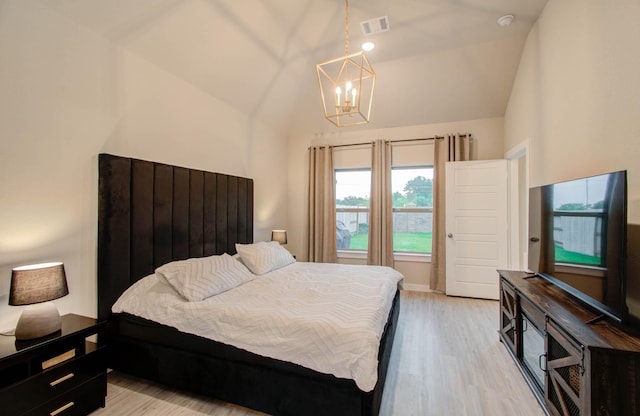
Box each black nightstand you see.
[0,314,107,416]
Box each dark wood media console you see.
[498,270,640,416]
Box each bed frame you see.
[97,153,400,416]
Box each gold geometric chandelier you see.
[316,0,376,127]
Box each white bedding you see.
[112,261,403,391]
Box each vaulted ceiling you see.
[38,0,548,136]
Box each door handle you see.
[538,354,547,372]
[447,233,453,238]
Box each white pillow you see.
[235,241,295,275]
[155,253,255,301]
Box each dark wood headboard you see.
[97,153,254,320]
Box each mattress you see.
[112,261,403,391]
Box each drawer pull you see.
[50,401,74,416]
[50,373,74,387]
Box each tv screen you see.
[528,171,628,323]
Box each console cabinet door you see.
[499,278,517,354]
[519,297,547,393]
[546,322,586,416]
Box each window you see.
[335,166,433,254]
[392,167,433,254]
[552,176,607,266]
[335,169,370,250]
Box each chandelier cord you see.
[344,0,349,56]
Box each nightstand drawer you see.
[1,347,107,415]
[24,373,107,416]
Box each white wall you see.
[287,117,505,289]
[505,0,640,194]
[0,0,288,330]
[504,0,640,317]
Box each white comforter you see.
[112,261,403,391]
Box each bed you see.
[97,153,401,416]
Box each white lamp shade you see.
[271,230,287,244]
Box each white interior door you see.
[445,160,508,300]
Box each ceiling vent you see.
[361,16,390,35]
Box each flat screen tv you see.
[528,170,628,323]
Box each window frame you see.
[334,165,434,260]
[391,165,434,256]
[335,168,371,253]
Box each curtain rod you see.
[322,133,469,150]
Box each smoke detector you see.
[361,16,390,35]
[497,14,514,27]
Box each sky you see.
[553,173,608,209]
[335,167,433,200]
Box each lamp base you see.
[14,302,62,340]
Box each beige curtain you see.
[368,140,394,266]
[430,134,472,291]
[306,145,337,263]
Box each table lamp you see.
[9,262,69,340]
[271,230,287,245]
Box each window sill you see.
[337,250,367,260]
[337,250,431,263]
[394,252,431,263]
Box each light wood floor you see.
[92,291,546,415]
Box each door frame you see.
[505,140,529,271]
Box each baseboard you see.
[402,284,432,293]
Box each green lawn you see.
[349,232,432,253]
[347,235,599,263]
[554,245,601,265]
